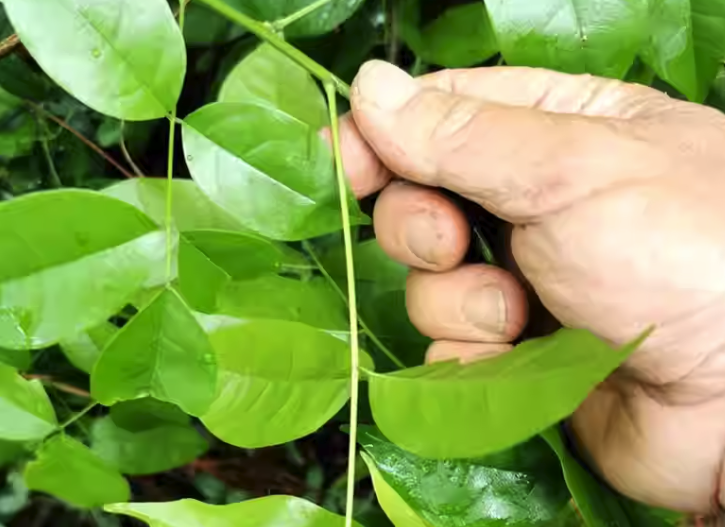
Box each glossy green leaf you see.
[219,44,328,130]
[3,0,186,120]
[0,190,166,350]
[201,319,353,448]
[360,426,570,527]
[92,288,217,416]
[485,0,648,78]
[639,0,698,100]
[24,435,130,509]
[106,495,359,527]
[60,321,118,374]
[235,0,366,38]
[0,365,56,441]
[178,229,306,312]
[182,102,368,241]
[109,398,188,432]
[216,275,346,330]
[103,179,243,232]
[369,329,645,459]
[91,417,208,476]
[400,1,499,67]
[0,348,30,371]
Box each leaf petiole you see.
[324,81,359,527]
[194,0,350,98]
[57,401,98,432]
[270,0,335,32]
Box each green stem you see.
[165,2,187,281]
[37,118,62,188]
[324,82,360,527]
[57,402,97,431]
[303,240,406,369]
[271,0,334,31]
[194,0,350,99]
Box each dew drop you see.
[91,48,102,58]
[186,154,193,162]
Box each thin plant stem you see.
[165,1,187,281]
[26,101,135,179]
[271,0,334,31]
[120,121,146,177]
[302,240,406,369]
[36,117,62,188]
[57,401,98,431]
[195,0,350,99]
[324,82,360,527]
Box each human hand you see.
[338,60,725,514]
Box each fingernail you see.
[405,213,440,265]
[355,60,419,111]
[463,285,507,335]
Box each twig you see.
[26,101,135,179]
[120,121,146,177]
[24,374,91,398]
[0,34,20,60]
[35,116,62,188]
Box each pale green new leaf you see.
[400,1,499,68]
[0,365,56,441]
[91,417,208,476]
[485,0,648,78]
[360,427,570,527]
[219,44,328,130]
[201,320,353,448]
[92,288,217,417]
[60,322,118,374]
[369,329,646,459]
[103,179,243,233]
[24,435,129,509]
[216,276,347,331]
[233,0,366,38]
[3,0,186,120]
[182,102,368,241]
[106,495,359,527]
[0,190,166,350]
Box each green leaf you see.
[182,102,368,241]
[60,322,118,374]
[400,1,499,68]
[23,435,130,509]
[322,239,408,293]
[219,44,328,130]
[485,0,648,78]
[235,0,366,38]
[216,275,347,331]
[106,495,359,527]
[0,190,166,350]
[201,319,353,448]
[3,0,186,120]
[0,364,56,441]
[103,179,243,232]
[369,329,646,459]
[109,398,188,432]
[360,426,570,527]
[639,0,699,100]
[0,347,30,371]
[0,441,25,468]
[92,288,218,416]
[91,417,208,476]
[0,110,37,159]
[178,229,306,312]
[692,0,725,98]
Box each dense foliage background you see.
[0,0,723,525]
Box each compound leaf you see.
[3,0,186,120]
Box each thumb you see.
[350,61,663,222]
